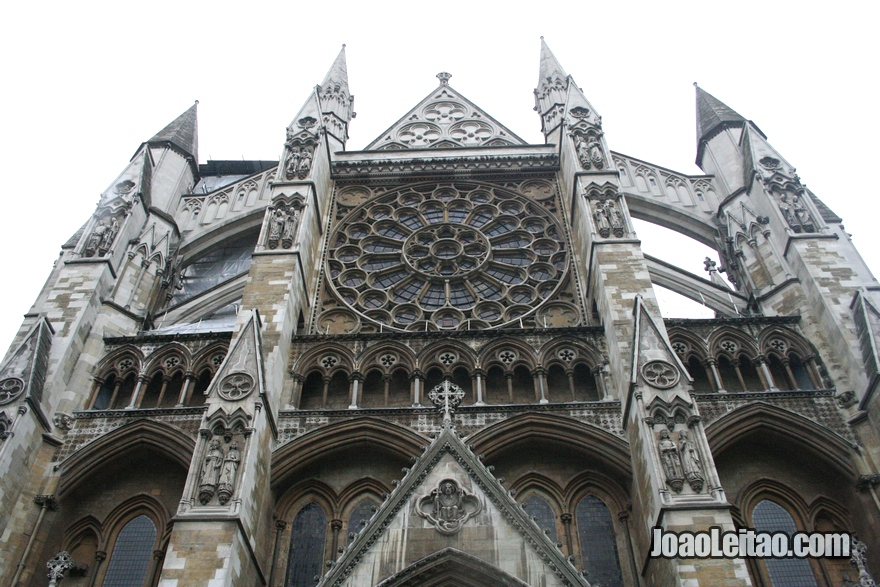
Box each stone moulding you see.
[331,153,560,178]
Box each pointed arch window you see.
[576,495,623,587]
[347,499,377,544]
[285,502,327,587]
[522,495,557,542]
[102,514,157,587]
[752,499,817,586]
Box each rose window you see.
[327,182,570,331]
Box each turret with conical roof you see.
[146,100,199,166]
[318,45,354,145]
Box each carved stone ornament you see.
[657,429,685,493]
[0,411,11,440]
[758,156,781,170]
[266,205,301,250]
[46,551,74,585]
[218,373,255,401]
[53,412,75,431]
[641,361,680,389]
[850,535,877,587]
[416,478,482,535]
[572,132,605,170]
[284,145,314,180]
[592,198,625,238]
[83,214,120,258]
[198,438,224,504]
[0,377,24,405]
[216,440,241,505]
[678,430,704,492]
[778,193,816,233]
[297,116,317,128]
[569,106,591,119]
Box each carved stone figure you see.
[791,195,815,232]
[267,209,286,249]
[416,478,482,535]
[297,147,312,179]
[588,137,605,169]
[604,200,624,236]
[658,429,684,493]
[217,441,241,505]
[282,209,299,248]
[593,201,611,237]
[284,149,301,180]
[678,430,704,492]
[779,194,803,232]
[198,439,224,504]
[575,135,591,169]
[84,220,108,257]
[100,217,119,253]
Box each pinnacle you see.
[322,44,349,95]
[537,37,567,89]
[147,102,199,162]
[695,85,745,146]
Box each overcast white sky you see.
[0,1,877,355]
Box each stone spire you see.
[318,44,354,143]
[694,85,744,156]
[147,101,199,164]
[537,36,567,92]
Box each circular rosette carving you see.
[0,377,24,404]
[218,373,255,401]
[325,181,569,331]
[397,123,442,147]
[416,478,482,535]
[423,101,467,123]
[641,360,680,389]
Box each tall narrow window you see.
[576,495,623,587]
[522,495,557,542]
[102,515,157,587]
[285,502,327,587]
[752,500,817,586]
[347,500,376,544]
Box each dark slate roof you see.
[696,86,745,145]
[148,102,199,162]
[198,160,277,176]
[808,193,842,223]
[62,221,88,249]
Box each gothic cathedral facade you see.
[1,41,878,587]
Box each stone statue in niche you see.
[678,430,704,492]
[575,135,592,169]
[217,441,240,505]
[416,478,482,535]
[593,199,624,238]
[282,209,299,248]
[267,209,286,248]
[779,193,815,233]
[84,215,120,257]
[588,136,605,169]
[658,429,685,493]
[198,439,224,504]
[284,145,314,180]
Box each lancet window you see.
[285,503,327,587]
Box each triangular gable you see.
[205,309,265,404]
[320,423,589,587]
[0,318,53,406]
[852,291,880,408]
[365,82,527,151]
[631,296,692,391]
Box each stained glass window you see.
[347,500,376,545]
[285,503,327,587]
[752,500,817,587]
[523,495,557,542]
[576,495,623,587]
[102,515,156,587]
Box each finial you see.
[342,44,346,48]
[437,72,452,85]
[540,36,544,39]
[693,82,698,87]
[194,100,199,105]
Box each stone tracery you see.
[324,181,573,331]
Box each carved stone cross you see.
[428,380,464,425]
